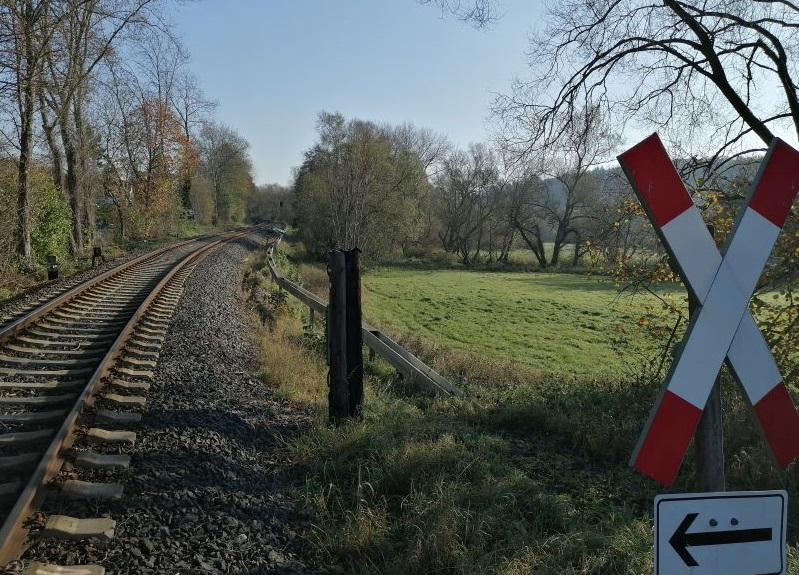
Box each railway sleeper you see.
[113,367,154,379]
[66,300,142,310]
[94,410,141,425]
[133,330,166,342]
[0,394,77,406]
[39,515,116,541]
[107,379,150,391]
[61,304,139,315]
[35,322,120,335]
[5,344,106,358]
[60,480,123,501]
[23,561,105,575]
[0,428,54,446]
[128,332,164,349]
[100,393,146,407]
[46,314,128,326]
[0,410,67,424]
[0,366,94,378]
[15,336,109,349]
[139,319,170,331]
[85,428,136,445]
[118,356,157,369]
[0,381,85,391]
[0,481,22,500]
[74,451,130,469]
[26,328,116,341]
[0,452,40,471]
[121,348,159,361]
[0,354,99,368]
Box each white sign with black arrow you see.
[655,491,787,575]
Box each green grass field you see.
[251,243,799,575]
[362,267,682,378]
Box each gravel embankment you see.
[19,233,325,575]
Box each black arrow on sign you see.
[669,513,773,567]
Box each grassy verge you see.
[248,241,799,574]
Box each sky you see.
[167,0,544,186]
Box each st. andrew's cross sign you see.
[618,134,799,486]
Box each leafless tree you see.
[417,0,497,26]
[493,0,799,165]
[502,104,620,268]
[434,142,501,266]
[0,0,168,260]
[171,70,216,211]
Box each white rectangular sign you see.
[655,491,787,575]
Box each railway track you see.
[0,227,265,574]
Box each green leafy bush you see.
[31,180,72,264]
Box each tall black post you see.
[344,249,363,418]
[327,249,348,424]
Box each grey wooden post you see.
[693,224,725,491]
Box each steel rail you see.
[0,238,199,343]
[0,226,263,566]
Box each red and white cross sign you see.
[618,133,799,486]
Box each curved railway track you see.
[0,226,266,573]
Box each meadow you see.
[361,267,680,379]
[250,245,799,575]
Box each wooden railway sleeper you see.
[0,381,85,391]
[94,410,141,425]
[4,344,106,358]
[26,327,116,339]
[0,396,77,407]
[0,366,94,378]
[0,354,100,368]
[107,379,150,391]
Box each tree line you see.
[0,0,255,276]
[288,0,798,285]
[288,109,653,269]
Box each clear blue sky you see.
[168,0,543,186]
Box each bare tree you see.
[417,0,497,26]
[502,104,620,268]
[434,143,501,267]
[493,0,799,163]
[0,0,58,262]
[171,70,217,211]
[0,0,168,259]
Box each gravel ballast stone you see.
[19,234,324,575]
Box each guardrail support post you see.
[326,248,364,423]
[344,249,363,419]
[327,249,349,424]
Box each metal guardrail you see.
[264,236,462,398]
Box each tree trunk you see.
[16,76,34,262]
[74,95,94,247]
[517,226,547,269]
[572,238,581,267]
[61,123,84,257]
